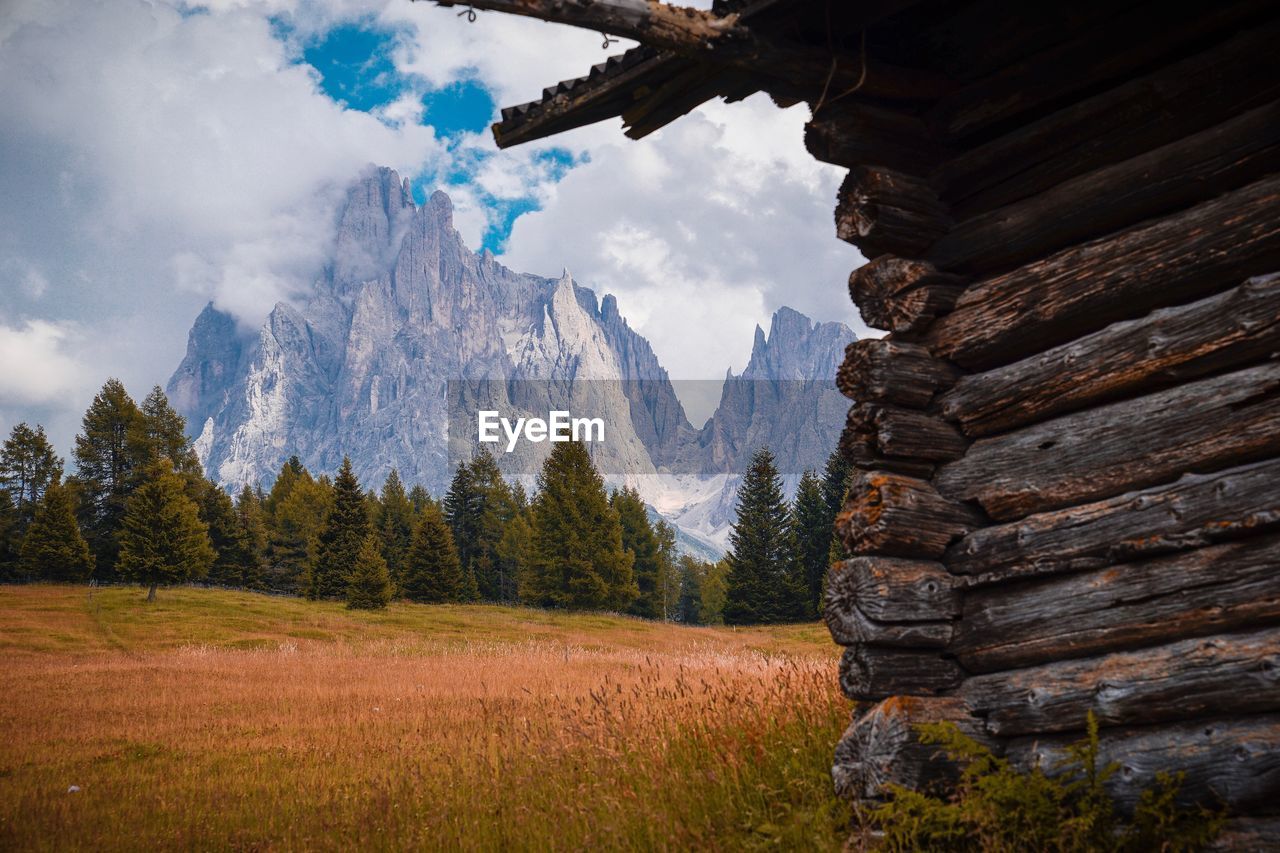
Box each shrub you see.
[865,713,1223,852]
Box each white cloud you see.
[0,320,88,407]
[499,94,867,379]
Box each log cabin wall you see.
[818,5,1280,845]
[431,0,1279,844]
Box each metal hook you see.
[458,6,477,22]
[601,31,618,48]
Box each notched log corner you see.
[833,696,992,801]
[836,471,984,559]
[848,257,967,337]
[837,338,960,409]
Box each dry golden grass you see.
[0,585,851,851]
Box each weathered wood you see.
[926,174,1280,370]
[837,339,959,409]
[940,273,1280,437]
[947,459,1280,579]
[836,472,983,559]
[929,0,1277,142]
[955,536,1280,673]
[824,600,953,649]
[839,421,937,480]
[1210,817,1280,851]
[930,103,1280,274]
[835,167,952,260]
[935,21,1280,216]
[848,257,967,337]
[936,361,1280,521]
[806,104,949,176]
[847,403,967,463]
[832,696,990,801]
[828,557,960,623]
[964,628,1280,737]
[1007,716,1280,815]
[839,645,965,701]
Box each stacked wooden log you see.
[816,4,1280,842]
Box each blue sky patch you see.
[303,23,404,113]
[422,80,495,136]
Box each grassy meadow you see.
[0,585,852,851]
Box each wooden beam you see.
[947,458,1280,580]
[839,645,965,701]
[846,403,967,462]
[805,104,949,176]
[824,557,957,648]
[925,174,1280,371]
[935,21,1280,217]
[833,696,990,801]
[1006,716,1280,815]
[835,167,951,260]
[929,101,1280,274]
[929,0,1277,142]
[935,361,1280,521]
[435,0,744,55]
[838,424,937,480]
[836,471,983,559]
[963,627,1280,738]
[848,257,966,337]
[939,274,1280,437]
[837,339,959,409]
[827,557,959,623]
[954,535,1280,673]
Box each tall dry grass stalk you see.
[0,586,850,850]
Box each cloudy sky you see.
[0,0,866,455]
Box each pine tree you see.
[407,484,432,513]
[0,422,63,529]
[139,387,202,476]
[117,464,214,600]
[724,448,803,624]
[265,462,331,594]
[700,559,729,625]
[375,469,415,593]
[821,449,852,563]
[235,484,268,589]
[402,503,470,603]
[498,509,534,602]
[18,482,94,582]
[528,441,635,611]
[654,519,679,621]
[676,555,704,624]
[0,490,19,580]
[198,481,257,589]
[611,486,663,619]
[444,451,517,601]
[311,457,368,600]
[73,379,149,580]
[346,534,392,610]
[793,469,831,618]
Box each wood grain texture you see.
[837,339,959,409]
[839,645,965,701]
[946,458,1280,579]
[926,174,1280,370]
[835,167,951,260]
[930,102,1280,274]
[935,21,1280,216]
[836,472,984,558]
[832,696,988,801]
[848,257,966,336]
[1007,716,1280,815]
[954,536,1280,673]
[940,273,1280,437]
[935,361,1280,521]
[963,628,1280,737]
